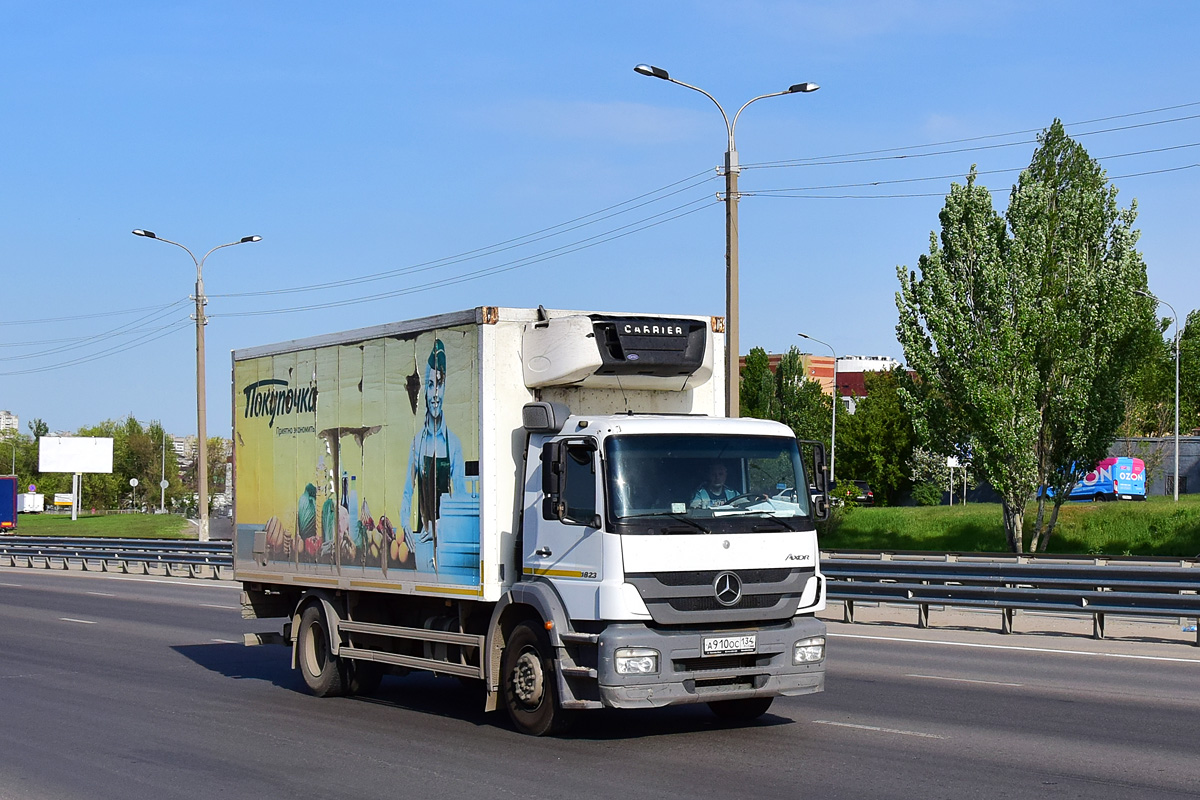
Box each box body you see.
[232,307,723,603]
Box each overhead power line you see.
[210,171,720,300]
[744,101,1200,169]
[214,199,719,318]
[0,298,191,327]
[0,318,193,376]
[749,163,1200,200]
[746,142,1200,196]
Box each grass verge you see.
[7,513,194,539]
[822,494,1200,558]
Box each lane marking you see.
[210,638,237,644]
[905,673,1023,687]
[829,632,1200,665]
[0,582,23,587]
[86,591,116,597]
[59,617,97,625]
[812,720,946,739]
[200,603,237,610]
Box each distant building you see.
[740,352,906,414]
[741,353,837,395]
[0,410,18,433]
[835,355,902,413]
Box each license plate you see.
[703,634,757,656]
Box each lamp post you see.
[160,430,167,514]
[798,333,837,487]
[1135,289,1180,501]
[635,64,818,418]
[133,230,262,539]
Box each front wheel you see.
[297,604,347,697]
[501,621,573,736]
[707,696,774,721]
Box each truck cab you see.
[502,405,827,733]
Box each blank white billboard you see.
[39,437,114,474]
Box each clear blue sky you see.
[2,1,1197,437]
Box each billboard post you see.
[38,437,114,521]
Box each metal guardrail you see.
[0,536,233,580]
[2,538,1198,644]
[822,550,1200,645]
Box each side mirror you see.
[813,495,829,522]
[798,439,830,521]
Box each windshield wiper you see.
[622,511,712,534]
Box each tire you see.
[707,696,774,721]
[297,604,347,697]
[501,620,573,736]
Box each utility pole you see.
[133,230,261,538]
[634,65,818,417]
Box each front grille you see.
[625,567,815,625]
[674,654,764,673]
[667,594,782,612]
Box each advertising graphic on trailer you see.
[233,324,481,586]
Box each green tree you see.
[740,347,777,419]
[906,447,977,505]
[1181,309,1200,436]
[1114,316,1175,483]
[898,123,1154,552]
[740,345,833,455]
[1011,122,1153,549]
[897,167,1038,551]
[27,418,49,439]
[836,369,917,505]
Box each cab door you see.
[523,436,604,619]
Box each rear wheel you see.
[707,697,774,721]
[501,621,573,736]
[297,604,347,697]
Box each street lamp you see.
[635,64,818,418]
[798,332,837,486]
[1135,289,1180,501]
[133,229,262,539]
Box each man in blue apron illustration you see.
[401,339,466,571]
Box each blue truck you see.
[0,475,17,531]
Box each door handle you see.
[535,546,552,557]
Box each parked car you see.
[832,480,874,506]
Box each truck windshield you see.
[605,434,812,534]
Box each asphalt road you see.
[2,568,1199,800]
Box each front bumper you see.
[596,616,826,709]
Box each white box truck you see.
[234,307,829,735]
[17,492,44,513]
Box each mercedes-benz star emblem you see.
[713,571,742,607]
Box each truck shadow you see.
[172,642,306,691]
[364,674,795,738]
[173,644,795,738]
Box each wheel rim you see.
[510,647,545,709]
[303,619,326,677]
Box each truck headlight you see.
[792,636,825,665]
[615,647,659,674]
